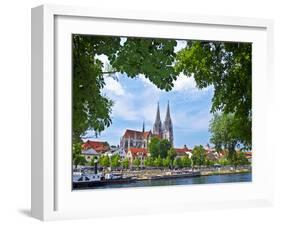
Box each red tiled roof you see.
[123,129,142,138]
[82,140,109,153]
[128,148,148,157]
[123,129,151,139]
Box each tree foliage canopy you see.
[148,137,172,159]
[209,113,244,153]
[72,35,120,143]
[122,158,130,169]
[148,137,160,158]
[111,38,178,91]
[73,35,178,143]
[167,148,177,161]
[99,155,110,167]
[72,142,86,168]
[175,41,252,147]
[111,154,121,168]
[191,145,206,166]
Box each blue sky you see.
[84,40,214,149]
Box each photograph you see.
[72,34,252,190]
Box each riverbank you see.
[118,166,251,180]
[200,168,251,176]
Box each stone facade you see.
[120,129,152,152]
[120,102,174,152]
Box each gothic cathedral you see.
[153,102,174,146]
[120,101,174,151]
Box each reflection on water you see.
[78,173,252,190]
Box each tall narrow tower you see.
[153,102,162,136]
[163,101,173,146]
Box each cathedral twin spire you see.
[153,101,173,146]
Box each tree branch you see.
[102,71,118,75]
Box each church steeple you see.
[155,102,161,122]
[153,102,162,136]
[163,101,173,146]
[165,101,171,123]
[142,121,145,133]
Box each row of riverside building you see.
[80,102,252,166]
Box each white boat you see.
[105,173,122,180]
[73,171,136,189]
[73,172,104,183]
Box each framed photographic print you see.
[31,4,274,221]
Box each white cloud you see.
[138,74,151,85]
[112,94,140,121]
[172,73,197,92]
[172,73,214,100]
[103,77,125,96]
[102,75,143,121]
[111,87,159,124]
[102,75,161,124]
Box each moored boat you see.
[73,171,137,189]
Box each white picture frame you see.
[31,4,274,221]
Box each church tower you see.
[163,101,173,146]
[153,102,162,137]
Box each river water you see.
[79,173,252,190]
